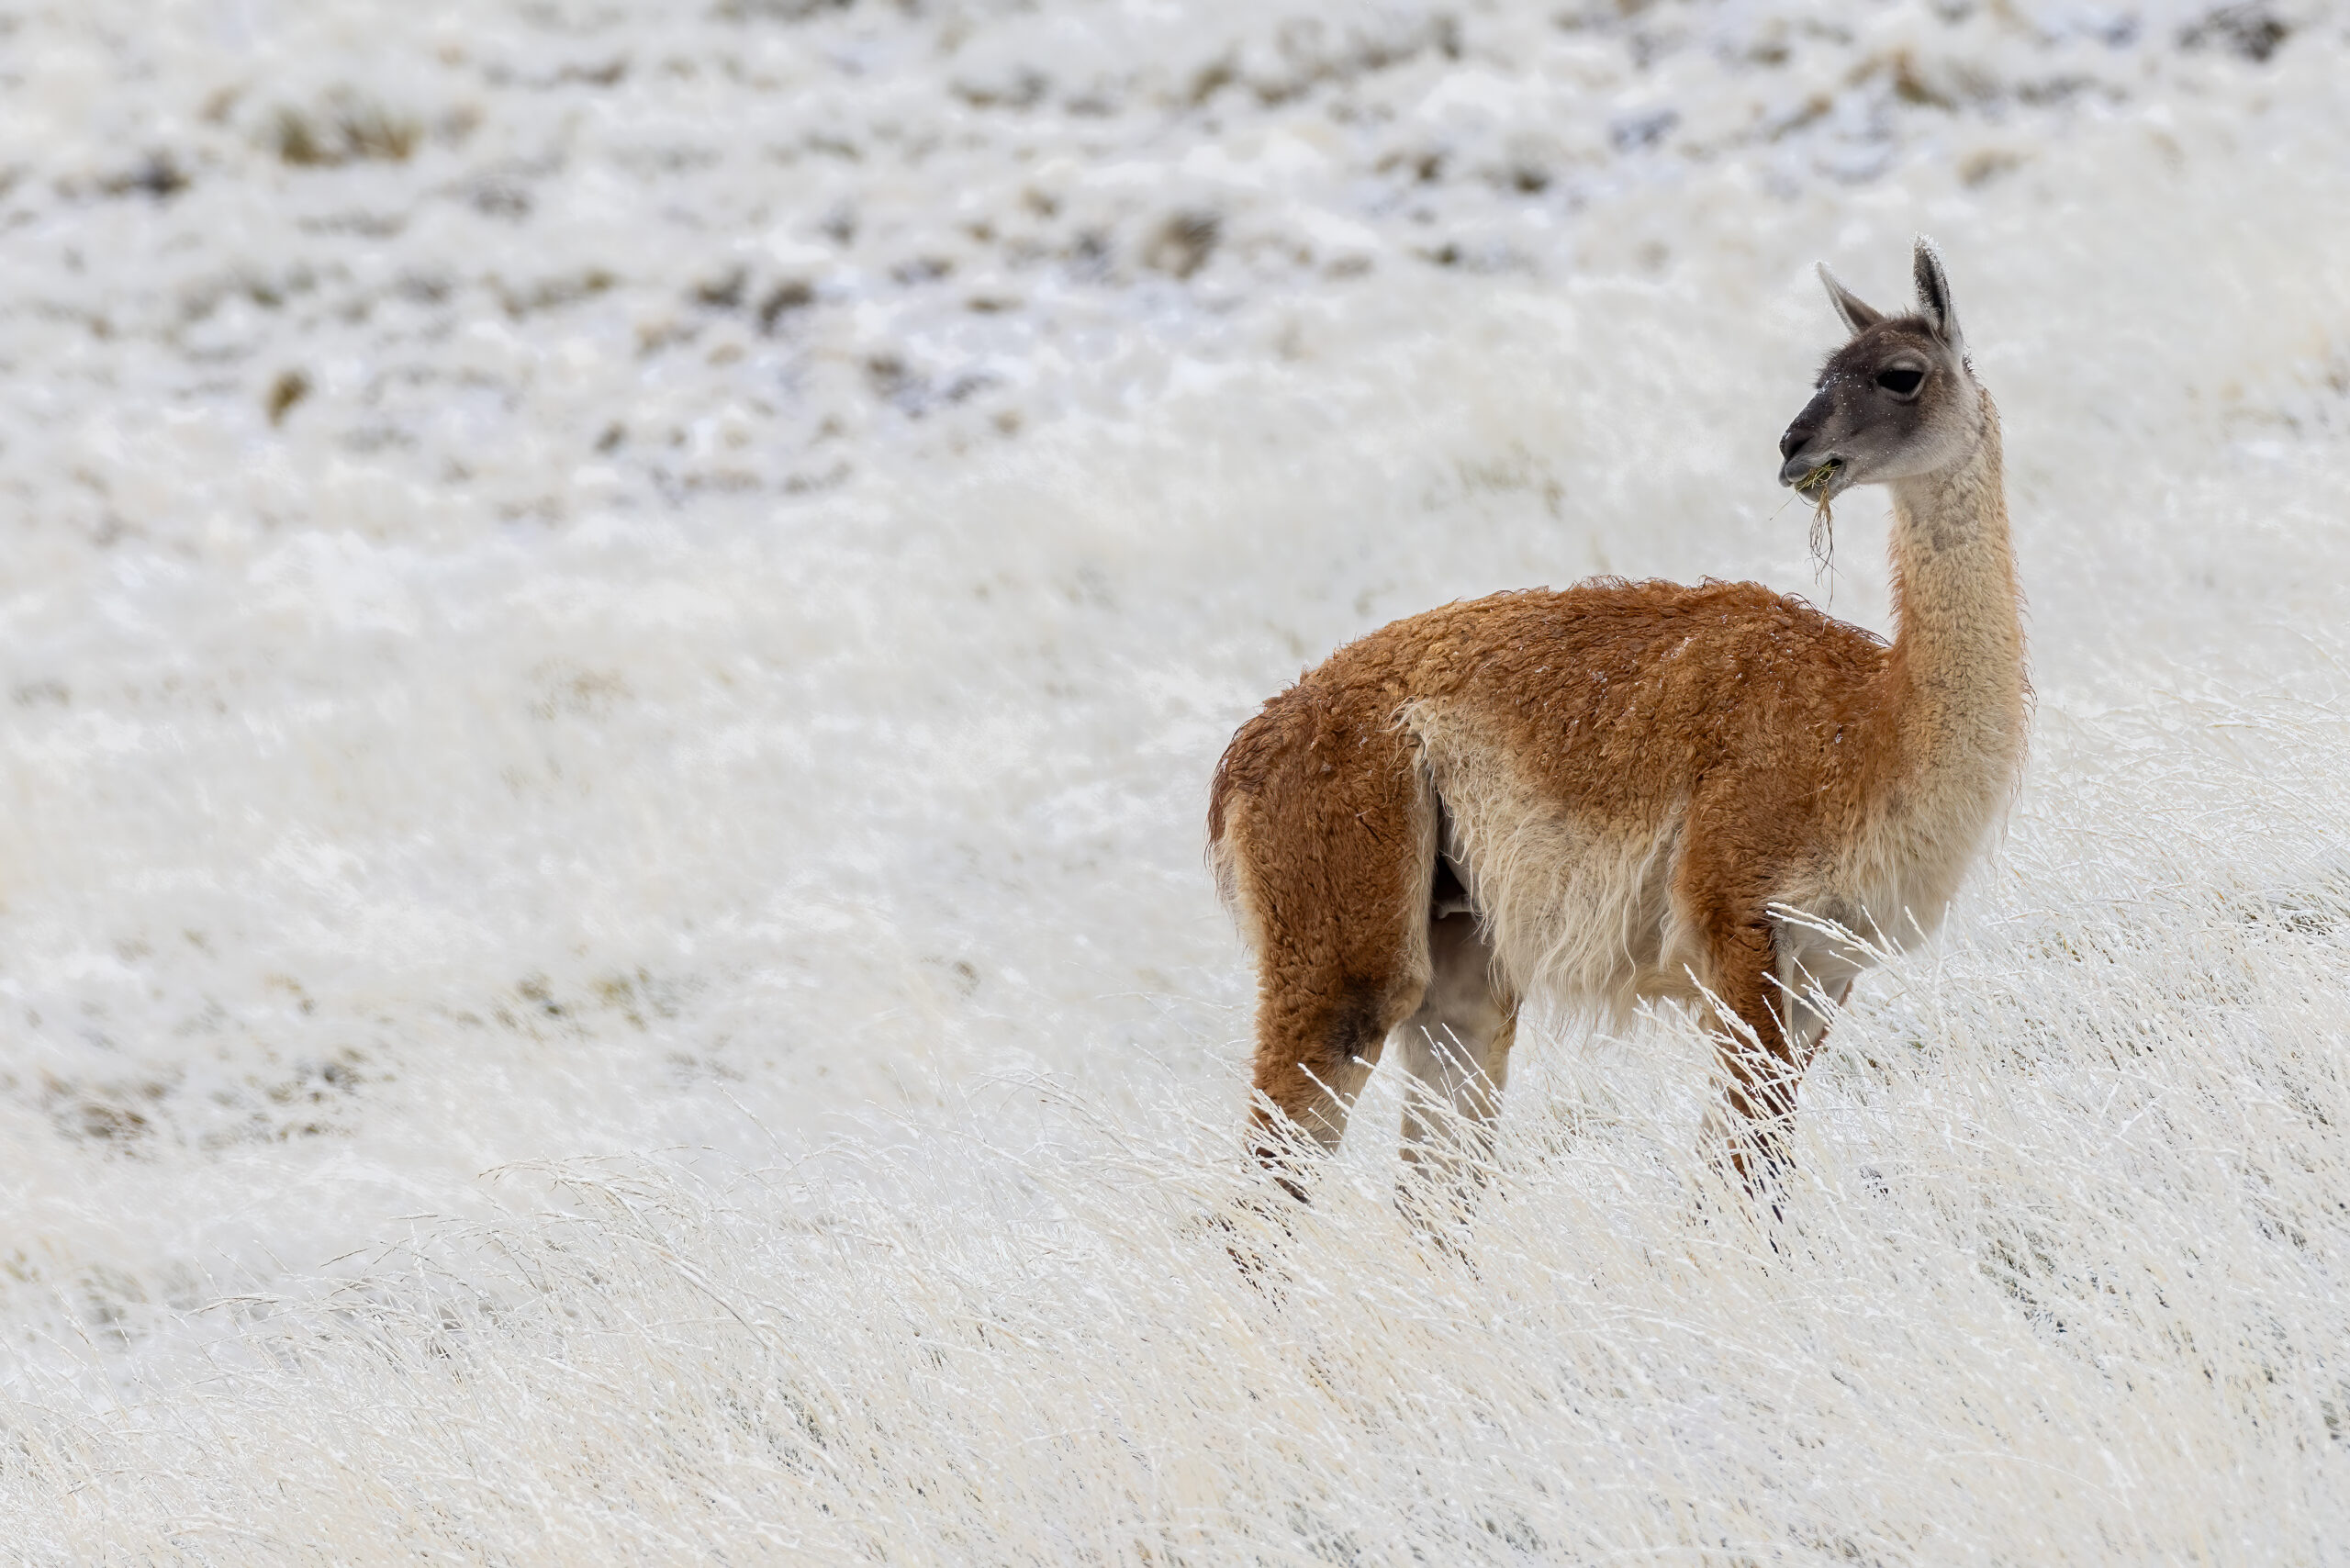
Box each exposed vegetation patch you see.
[711,0,853,21]
[493,267,617,317]
[2180,3,2291,62]
[758,278,815,331]
[264,368,310,425]
[269,91,420,166]
[43,1075,168,1152]
[1141,210,1222,280]
[96,151,189,201]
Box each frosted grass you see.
[14,744,2350,1562]
[4,0,2350,1558]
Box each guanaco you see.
[1209,239,2026,1195]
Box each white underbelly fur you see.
[1418,722,1986,1025]
[1418,730,1699,1023]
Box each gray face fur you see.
[1778,238,1983,505]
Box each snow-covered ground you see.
[4,0,2350,1558]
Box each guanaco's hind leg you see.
[1240,834,1433,1171]
[1249,975,1407,1163]
[1231,784,1438,1191]
[1213,682,1439,1194]
[1397,912,1518,1198]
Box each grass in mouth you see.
[1800,460,1841,573]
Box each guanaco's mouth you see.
[1790,457,1843,499]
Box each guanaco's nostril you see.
[1778,424,1811,462]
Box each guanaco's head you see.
[1777,237,1983,506]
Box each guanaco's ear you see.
[1817,262,1885,336]
[1911,235,1964,354]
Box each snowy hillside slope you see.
[4,0,2350,1559]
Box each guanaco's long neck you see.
[1880,395,2029,812]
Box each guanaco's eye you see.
[1875,367,1925,396]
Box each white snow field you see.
[4,0,2350,1559]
